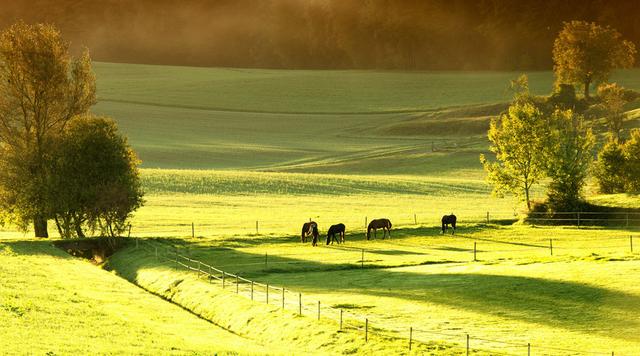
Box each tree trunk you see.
[584,79,591,98]
[54,216,64,238]
[74,219,85,238]
[34,215,49,238]
[525,187,531,211]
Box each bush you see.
[623,129,640,192]
[47,115,144,238]
[594,138,627,193]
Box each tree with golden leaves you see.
[553,21,636,99]
[0,22,96,237]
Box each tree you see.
[553,21,636,98]
[597,83,628,139]
[543,109,596,211]
[623,129,640,193]
[593,138,627,194]
[0,22,95,237]
[47,115,144,238]
[480,78,547,210]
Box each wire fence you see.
[100,210,640,240]
[133,238,634,356]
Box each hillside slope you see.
[0,239,269,355]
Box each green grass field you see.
[107,226,640,355]
[0,239,272,355]
[4,62,640,355]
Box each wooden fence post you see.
[340,309,343,331]
[365,318,368,342]
[135,236,138,249]
[256,220,259,234]
[251,281,254,300]
[577,212,581,227]
[409,327,413,351]
[128,224,132,238]
[317,301,320,320]
[466,334,470,356]
[222,271,225,289]
[236,275,239,294]
[282,288,285,310]
[266,284,269,304]
[486,211,489,223]
[414,213,417,225]
[191,222,194,238]
[155,247,158,260]
[299,293,302,316]
[473,242,477,261]
[550,239,553,256]
[528,343,531,356]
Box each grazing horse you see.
[441,214,457,234]
[301,221,319,246]
[367,218,392,240]
[326,223,345,245]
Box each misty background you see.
[2,0,639,70]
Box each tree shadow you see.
[0,239,71,258]
[112,238,640,342]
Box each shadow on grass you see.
[0,239,72,258]
[111,237,640,342]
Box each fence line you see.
[135,238,624,356]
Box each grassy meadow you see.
[0,239,271,355]
[4,62,640,354]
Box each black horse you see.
[441,214,457,234]
[301,221,319,246]
[326,223,345,245]
[367,218,392,240]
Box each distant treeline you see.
[3,0,639,70]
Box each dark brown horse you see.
[301,221,319,246]
[441,214,457,234]
[367,218,392,240]
[326,223,345,245]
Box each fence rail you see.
[135,238,631,356]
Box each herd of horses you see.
[300,214,457,245]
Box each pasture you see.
[109,226,640,355]
[3,62,640,354]
[0,239,269,355]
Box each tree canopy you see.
[480,76,547,210]
[47,115,144,238]
[543,109,595,211]
[0,22,96,237]
[553,21,636,98]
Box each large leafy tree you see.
[480,78,547,210]
[0,22,95,237]
[47,115,144,239]
[543,109,596,211]
[623,129,640,193]
[553,21,636,98]
[593,138,626,194]
[597,83,628,140]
